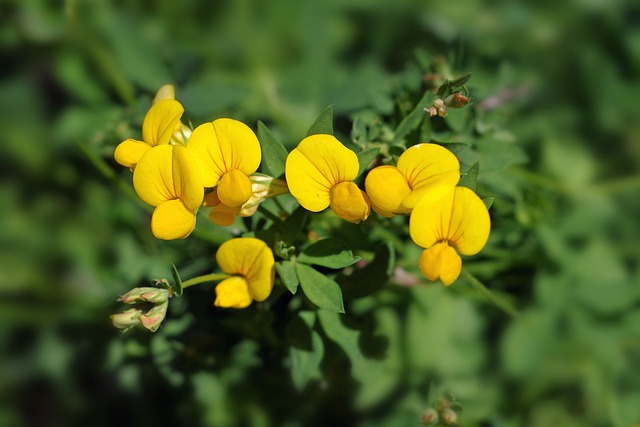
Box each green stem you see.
[181,273,230,289]
[460,269,519,318]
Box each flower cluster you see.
[111,84,491,332]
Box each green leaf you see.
[306,105,334,136]
[392,90,431,144]
[257,121,288,177]
[483,197,494,210]
[356,148,379,178]
[449,72,472,88]
[458,161,479,191]
[170,263,183,297]
[288,311,324,390]
[276,260,299,294]
[351,116,368,144]
[296,263,345,313]
[298,238,361,269]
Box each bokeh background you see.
[1,0,639,426]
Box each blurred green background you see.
[1,0,639,426]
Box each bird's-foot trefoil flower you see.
[152,84,192,145]
[365,143,460,217]
[214,238,275,308]
[186,118,262,209]
[133,144,204,239]
[114,97,187,170]
[409,186,491,286]
[285,134,370,223]
[203,175,289,226]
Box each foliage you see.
[1,1,639,426]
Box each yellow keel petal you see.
[151,199,196,240]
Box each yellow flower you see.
[409,186,490,286]
[187,118,261,208]
[152,84,192,145]
[214,238,275,308]
[285,134,370,223]
[133,144,204,240]
[203,175,289,226]
[114,98,186,170]
[364,143,460,217]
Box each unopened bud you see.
[111,308,144,330]
[433,397,451,411]
[119,287,170,304]
[441,408,458,425]
[139,300,169,332]
[420,408,439,425]
[425,106,438,117]
[444,93,471,109]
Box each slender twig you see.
[460,269,519,318]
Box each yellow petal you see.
[151,199,196,240]
[133,145,176,206]
[285,134,359,212]
[216,238,275,302]
[133,145,204,209]
[419,242,462,286]
[153,84,175,103]
[329,181,370,223]
[114,138,151,169]
[217,169,252,207]
[187,119,261,188]
[172,145,204,211]
[409,186,491,255]
[447,187,491,255]
[142,99,184,147]
[397,143,460,210]
[209,204,238,226]
[202,190,220,207]
[364,165,411,217]
[214,276,252,308]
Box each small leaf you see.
[449,73,472,88]
[483,197,494,210]
[393,90,431,144]
[276,260,299,294]
[275,241,296,260]
[170,263,183,297]
[306,105,334,136]
[296,263,345,313]
[298,238,361,269]
[351,116,368,144]
[458,162,479,191]
[356,148,379,178]
[257,121,289,177]
[435,80,450,98]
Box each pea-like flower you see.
[285,134,370,223]
[409,186,490,286]
[364,143,460,217]
[214,238,275,308]
[133,144,204,240]
[114,97,186,170]
[187,118,261,209]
